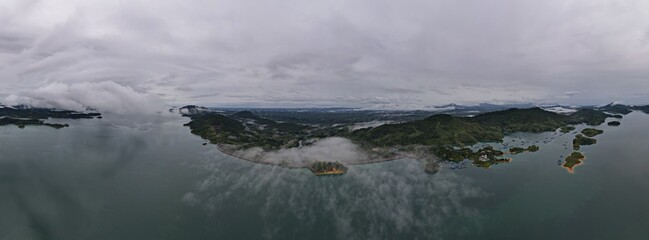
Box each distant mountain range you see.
[362,102,649,116]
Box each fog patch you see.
[349,120,394,131]
[230,137,368,167]
[3,81,165,115]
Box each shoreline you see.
[563,162,583,173]
[563,156,586,174]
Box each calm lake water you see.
[1,112,648,240]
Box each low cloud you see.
[564,91,581,97]
[231,137,368,167]
[3,81,165,114]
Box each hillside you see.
[184,111,314,150]
[350,114,503,146]
[183,113,246,144]
[632,105,649,114]
[565,109,610,125]
[593,103,633,115]
[470,107,566,133]
[350,107,612,147]
[183,106,615,155]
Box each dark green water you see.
[1,112,648,240]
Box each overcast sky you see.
[1,0,649,111]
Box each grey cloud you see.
[3,81,166,114]
[564,91,581,96]
[642,27,649,45]
[187,93,220,99]
[1,0,648,110]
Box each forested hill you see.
[184,111,315,150]
[350,107,611,147]
[183,106,614,150]
[470,107,567,132]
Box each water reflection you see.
[184,157,486,239]
[2,112,649,239]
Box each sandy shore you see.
[562,156,585,174]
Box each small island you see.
[0,106,101,119]
[607,121,621,126]
[308,161,348,176]
[433,146,510,168]
[0,106,101,129]
[563,151,585,172]
[509,145,540,155]
[0,117,69,129]
[560,126,576,133]
[581,128,603,137]
[573,134,597,150]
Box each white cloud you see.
[232,137,368,166]
[3,81,165,114]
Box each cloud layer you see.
[1,0,649,109]
[4,81,165,114]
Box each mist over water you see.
[232,137,369,166]
[183,158,484,239]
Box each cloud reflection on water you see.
[184,155,486,239]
